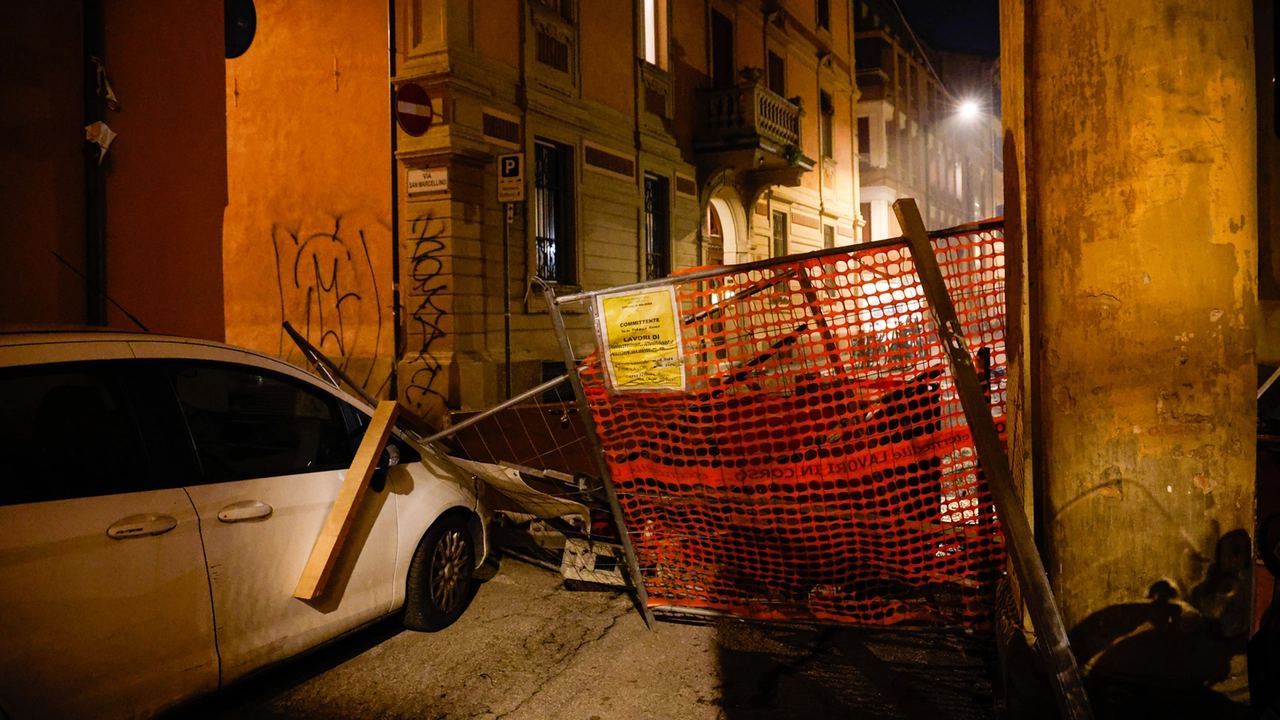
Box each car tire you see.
[403,513,477,631]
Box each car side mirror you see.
[370,444,400,493]
[375,444,400,471]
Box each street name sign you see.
[407,167,448,195]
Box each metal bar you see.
[554,234,909,305]
[719,323,806,389]
[283,321,379,407]
[284,321,440,440]
[894,198,1093,720]
[499,547,564,574]
[680,268,795,325]
[307,347,343,390]
[1259,364,1280,400]
[927,217,1006,239]
[536,278,656,629]
[419,374,568,444]
[651,604,976,634]
[286,331,342,390]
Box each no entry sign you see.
[396,83,434,137]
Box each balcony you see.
[695,81,815,179]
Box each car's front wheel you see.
[403,513,476,631]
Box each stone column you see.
[1003,0,1257,708]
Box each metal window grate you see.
[535,140,574,283]
[536,28,569,72]
[482,112,520,145]
[772,210,788,257]
[820,92,835,159]
[644,174,670,279]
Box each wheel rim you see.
[429,529,469,613]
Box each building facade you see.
[382,0,867,423]
[854,0,1001,239]
[1,0,869,429]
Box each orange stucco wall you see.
[0,0,226,338]
[224,0,394,396]
[104,0,227,340]
[0,1,86,326]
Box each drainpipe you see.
[83,0,106,325]
[698,0,711,267]
[513,0,528,395]
[388,0,401,399]
[634,0,643,282]
[816,52,824,229]
[848,3,861,240]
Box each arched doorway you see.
[704,201,725,265]
[703,189,748,265]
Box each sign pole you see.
[504,202,513,400]
[497,153,525,401]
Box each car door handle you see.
[107,514,178,539]
[217,500,273,523]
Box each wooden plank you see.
[894,198,1094,720]
[293,400,401,600]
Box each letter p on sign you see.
[498,153,525,203]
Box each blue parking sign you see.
[501,155,521,178]
[497,153,525,202]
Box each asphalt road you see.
[180,557,996,720]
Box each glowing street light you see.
[958,100,980,120]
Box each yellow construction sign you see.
[595,287,686,392]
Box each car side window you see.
[0,363,150,506]
[172,363,354,482]
[342,402,422,465]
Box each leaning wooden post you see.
[894,198,1093,720]
[294,400,401,600]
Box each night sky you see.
[894,0,1001,58]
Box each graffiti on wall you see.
[271,215,392,398]
[401,211,450,420]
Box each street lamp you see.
[945,99,1000,223]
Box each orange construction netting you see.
[576,221,1007,626]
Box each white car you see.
[0,330,489,719]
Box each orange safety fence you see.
[576,221,1007,626]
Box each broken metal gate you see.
[541,200,1091,718]
[548,207,1006,626]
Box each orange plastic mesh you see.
[576,222,1007,626]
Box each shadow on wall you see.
[1068,529,1252,719]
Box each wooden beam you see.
[894,198,1093,719]
[294,400,401,600]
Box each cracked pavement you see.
[183,557,996,720]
